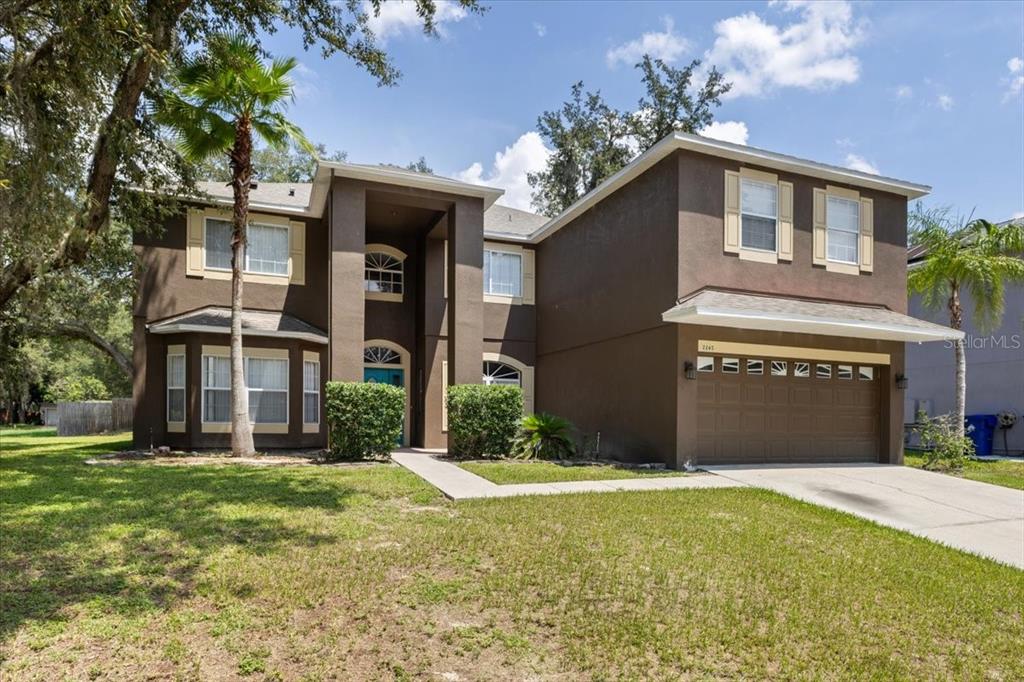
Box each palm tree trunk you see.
[949,284,966,440]
[229,116,256,457]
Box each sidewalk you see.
[391,449,743,500]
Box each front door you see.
[364,367,405,443]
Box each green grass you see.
[459,460,684,484]
[2,431,1022,680]
[905,452,1024,490]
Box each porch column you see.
[446,197,484,389]
[330,181,366,381]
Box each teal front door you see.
[364,367,404,444]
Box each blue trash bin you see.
[964,414,998,457]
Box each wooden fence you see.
[57,399,133,436]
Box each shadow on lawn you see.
[0,435,362,642]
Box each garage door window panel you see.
[771,360,787,377]
[859,366,874,380]
[697,356,715,373]
[722,358,739,374]
[837,365,853,380]
[794,362,810,378]
[746,359,764,375]
[816,364,832,379]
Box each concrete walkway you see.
[391,450,742,500]
[705,463,1024,569]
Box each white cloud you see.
[365,0,468,42]
[1012,210,1024,220]
[936,94,954,111]
[705,0,865,98]
[1003,56,1024,100]
[700,120,749,145]
[894,84,913,99]
[606,17,690,68]
[456,132,553,211]
[845,153,879,175]
[290,62,319,100]
[533,22,547,38]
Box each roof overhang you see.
[148,307,329,345]
[662,295,963,344]
[148,323,328,345]
[528,132,931,244]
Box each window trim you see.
[203,216,291,277]
[697,356,715,373]
[364,244,407,303]
[483,245,524,302]
[825,193,860,266]
[166,345,186,432]
[739,177,779,255]
[302,353,320,433]
[199,346,289,434]
[482,352,534,415]
[189,208,303,286]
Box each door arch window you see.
[483,361,522,386]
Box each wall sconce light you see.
[684,361,696,380]
[895,373,908,390]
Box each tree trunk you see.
[949,284,966,439]
[229,116,256,457]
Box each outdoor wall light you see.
[684,361,696,380]
[895,373,909,390]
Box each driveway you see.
[704,463,1024,569]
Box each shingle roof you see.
[149,306,327,343]
[482,204,548,238]
[195,181,311,210]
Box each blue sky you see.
[260,1,1024,219]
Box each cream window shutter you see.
[289,221,306,285]
[723,171,741,254]
[778,181,794,262]
[522,366,535,416]
[441,360,448,432]
[859,197,874,273]
[522,249,536,305]
[812,188,827,265]
[186,211,204,277]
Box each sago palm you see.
[158,34,313,456]
[514,412,576,460]
[908,208,1024,438]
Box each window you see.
[859,366,874,381]
[365,252,403,295]
[202,355,230,423]
[167,353,185,423]
[740,178,777,252]
[697,356,715,373]
[202,354,288,424]
[816,363,832,379]
[303,360,320,425]
[722,358,739,374]
[482,361,521,386]
[794,362,810,378]
[837,365,853,380]
[771,360,788,377]
[827,195,859,264]
[246,357,288,423]
[484,249,522,297]
[364,346,401,365]
[747,359,763,375]
[205,218,289,275]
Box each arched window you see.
[364,346,402,365]
[365,251,403,295]
[482,361,521,386]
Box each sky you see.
[259,0,1024,220]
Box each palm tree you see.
[158,34,313,456]
[908,208,1024,438]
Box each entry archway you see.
[364,339,411,447]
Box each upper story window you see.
[826,195,860,264]
[365,252,403,294]
[204,218,289,275]
[740,178,778,252]
[484,249,522,297]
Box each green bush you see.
[325,381,405,460]
[913,411,975,470]
[44,375,110,403]
[514,412,576,460]
[447,384,522,458]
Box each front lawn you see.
[905,452,1024,490]
[459,460,684,484]
[2,431,1023,680]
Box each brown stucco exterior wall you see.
[535,155,680,463]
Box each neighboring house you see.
[133,132,957,466]
[906,223,1024,455]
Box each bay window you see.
[167,352,186,424]
[303,359,320,427]
[201,352,289,425]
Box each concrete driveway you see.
[704,463,1024,569]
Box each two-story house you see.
[132,132,959,466]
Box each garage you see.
[696,354,882,464]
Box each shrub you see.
[324,381,404,460]
[44,375,110,403]
[913,411,974,470]
[514,412,576,460]
[446,384,522,458]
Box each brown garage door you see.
[696,355,880,464]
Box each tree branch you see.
[28,321,133,378]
